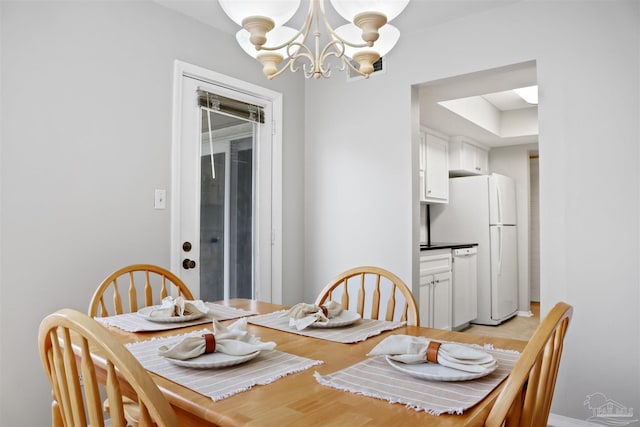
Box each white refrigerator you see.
[430,173,518,325]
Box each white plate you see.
[385,356,497,381]
[309,310,361,328]
[137,306,206,323]
[165,351,260,369]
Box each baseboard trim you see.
[548,413,593,426]
[517,310,533,317]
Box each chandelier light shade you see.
[329,0,410,22]
[219,1,301,27]
[218,0,410,80]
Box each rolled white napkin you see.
[157,318,276,360]
[286,301,343,330]
[149,296,209,318]
[368,335,497,374]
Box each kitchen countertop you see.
[420,242,478,251]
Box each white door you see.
[432,271,452,330]
[171,63,282,303]
[490,225,518,320]
[419,277,433,328]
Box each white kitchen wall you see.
[303,0,639,421]
[0,2,305,425]
[490,143,538,315]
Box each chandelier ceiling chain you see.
[218,0,410,80]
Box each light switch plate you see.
[154,189,166,209]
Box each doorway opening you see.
[415,60,540,334]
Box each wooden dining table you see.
[101,299,527,427]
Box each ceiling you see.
[154,0,535,148]
[418,61,538,148]
[153,1,521,38]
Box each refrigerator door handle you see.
[498,226,503,275]
[496,181,503,225]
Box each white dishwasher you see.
[451,246,478,330]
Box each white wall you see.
[304,0,639,421]
[304,72,414,297]
[490,143,538,314]
[0,2,305,425]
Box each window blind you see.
[197,89,265,124]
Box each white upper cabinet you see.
[448,136,489,176]
[420,127,449,204]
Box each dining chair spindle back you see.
[484,301,573,427]
[38,308,178,427]
[88,264,194,318]
[315,266,420,326]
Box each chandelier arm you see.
[287,41,313,61]
[266,59,298,80]
[318,39,343,74]
[304,61,330,79]
[315,52,333,78]
[322,38,345,59]
[291,42,315,74]
[322,47,366,77]
[265,47,315,80]
[330,32,371,49]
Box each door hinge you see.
[272,120,276,135]
[271,229,276,245]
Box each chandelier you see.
[218,0,410,80]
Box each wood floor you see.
[462,302,540,341]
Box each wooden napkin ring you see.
[320,305,329,317]
[202,333,216,353]
[426,341,441,363]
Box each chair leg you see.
[52,400,63,427]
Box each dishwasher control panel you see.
[452,246,477,257]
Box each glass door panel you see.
[199,109,255,301]
[200,151,226,302]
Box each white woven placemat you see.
[248,310,405,343]
[314,345,519,415]
[127,330,323,401]
[95,303,256,332]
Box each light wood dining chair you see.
[88,264,194,318]
[484,301,573,427]
[38,308,178,427]
[315,266,420,326]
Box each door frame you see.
[170,60,283,304]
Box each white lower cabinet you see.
[419,250,452,330]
